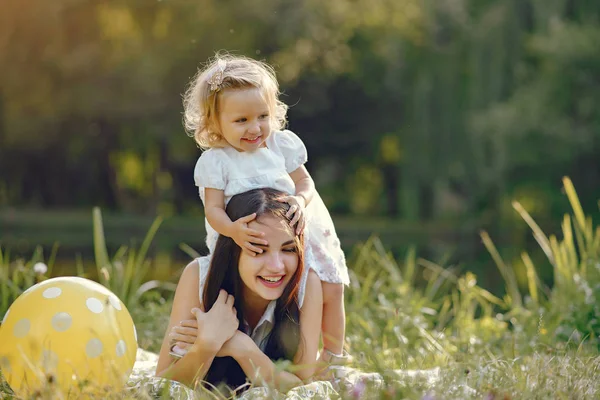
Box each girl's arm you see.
[289,166,315,207]
[204,188,234,237]
[292,269,324,380]
[205,188,267,255]
[155,261,218,386]
[226,271,324,391]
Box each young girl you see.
[184,54,349,363]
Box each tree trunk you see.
[418,183,435,221]
[382,164,400,217]
[96,119,119,210]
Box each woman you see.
[155,188,323,392]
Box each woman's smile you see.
[257,274,285,288]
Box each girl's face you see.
[217,87,272,152]
[238,215,299,304]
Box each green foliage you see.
[92,207,176,310]
[512,177,600,345]
[0,244,56,319]
[1,180,599,398]
[475,177,600,352]
[129,293,172,353]
[1,0,599,230]
[0,208,175,321]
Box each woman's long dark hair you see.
[202,188,305,391]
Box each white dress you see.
[194,130,349,306]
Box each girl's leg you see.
[321,282,345,357]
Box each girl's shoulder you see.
[269,129,306,148]
[193,148,232,189]
[269,130,308,173]
[194,147,231,172]
[197,146,228,160]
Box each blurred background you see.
[0,0,598,293]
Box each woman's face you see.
[238,215,299,303]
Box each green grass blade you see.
[473,286,506,308]
[593,227,600,260]
[521,252,539,306]
[562,215,582,278]
[480,230,522,308]
[93,207,111,287]
[358,269,381,308]
[373,237,402,282]
[563,177,587,237]
[133,280,177,303]
[131,217,163,297]
[513,201,554,265]
[436,297,452,330]
[404,245,416,285]
[418,258,458,301]
[75,253,85,277]
[135,216,163,267]
[123,247,137,304]
[418,258,459,284]
[179,243,201,259]
[47,242,60,277]
[112,246,128,263]
[549,235,569,293]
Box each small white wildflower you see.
[33,262,48,275]
[469,336,482,345]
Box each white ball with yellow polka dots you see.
[0,277,137,396]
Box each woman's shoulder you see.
[171,259,201,309]
[179,259,201,284]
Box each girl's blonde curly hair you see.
[183,53,288,149]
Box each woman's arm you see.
[155,261,219,386]
[226,270,324,390]
[224,332,303,391]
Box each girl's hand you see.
[230,213,268,256]
[216,330,251,358]
[168,319,199,357]
[191,289,239,352]
[277,195,306,234]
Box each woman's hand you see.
[191,289,239,353]
[216,330,252,358]
[277,195,306,234]
[230,213,268,256]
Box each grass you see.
[0,207,482,263]
[1,177,599,399]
